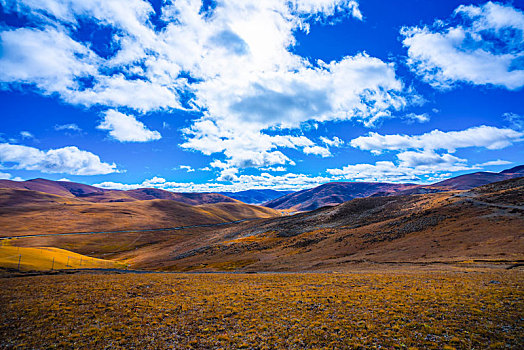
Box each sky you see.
[0,0,523,192]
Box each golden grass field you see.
[0,240,126,271]
[1,271,522,349]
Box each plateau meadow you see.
[1,271,522,349]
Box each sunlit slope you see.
[197,202,280,221]
[0,188,280,237]
[0,244,125,271]
[127,177,524,271]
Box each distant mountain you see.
[433,166,524,190]
[0,179,237,205]
[263,165,523,211]
[217,189,292,204]
[263,182,415,211]
[125,188,237,205]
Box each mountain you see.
[0,178,237,205]
[217,189,292,204]
[0,188,279,238]
[263,182,415,211]
[263,165,524,211]
[122,177,524,271]
[433,166,524,190]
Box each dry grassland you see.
[1,271,522,349]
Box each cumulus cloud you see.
[1,0,415,170]
[402,113,430,124]
[97,110,161,142]
[320,136,344,147]
[401,2,524,90]
[327,157,474,183]
[330,124,523,183]
[303,145,332,157]
[179,165,195,172]
[0,143,118,175]
[350,125,523,154]
[96,171,332,192]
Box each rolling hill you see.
[0,178,237,205]
[432,165,524,190]
[217,189,292,204]
[263,165,524,211]
[263,182,416,211]
[6,177,523,272]
[0,188,279,237]
[113,177,523,271]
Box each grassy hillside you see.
[119,177,524,271]
[0,188,280,237]
[0,242,125,271]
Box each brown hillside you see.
[0,188,280,237]
[263,182,415,211]
[0,179,237,205]
[115,177,524,271]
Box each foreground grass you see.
[0,271,522,349]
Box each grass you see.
[0,240,126,271]
[1,271,522,349]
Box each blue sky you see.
[0,0,523,192]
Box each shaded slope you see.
[217,189,292,204]
[433,166,524,190]
[263,182,415,211]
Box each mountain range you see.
[1,166,522,212]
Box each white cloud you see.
[350,126,523,154]
[331,124,524,183]
[476,159,512,167]
[20,131,34,139]
[396,150,466,168]
[97,110,161,142]
[320,136,344,147]
[1,0,416,170]
[504,113,524,130]
[260,166,287,172]
[55,124,82,132]
[327,157,474,183]
[401,2,524,90]
[96,171,332,192]
[303,145,332,157]
[0,172,14,180]
[0,143,118,175]
[179,165,195,172]
[402,113,430,124]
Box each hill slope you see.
[0,188,279,237]
[0,179,237,205]
[124,177,524,271]
[263,165,524,211]
[433,166,524,190]
[263,182,415,211]
[217,189,292,204]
